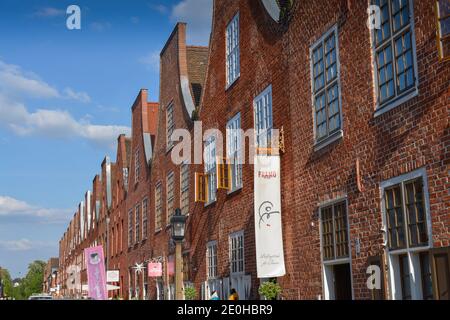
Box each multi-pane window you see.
[254,85,273,148]
[204,136,217,204]
[128,209,133,247]
[135,204,141,243]
[155,183,162,231]
[226,113,242,191]
[142,198,148,240]
[166,172,175,221]
[311,26,341,143]
[226,13,240,87]
[436,0,450,60]
[207,241,218,279]
[229,231,244,275]
[385,177,428,250]
[399,254,412,300]
[320,201,349,261]
[373,0,417,108]
[180,164,190,215]
[166,103,175,150]
[134,149,140,184]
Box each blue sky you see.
[0,0,212,278]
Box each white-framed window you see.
[166,172,175,222]
[155,183,162,231]
[226,12,240,87]
[204,135,217,204]
[371,0,418,115]
[381,168,433,300]
[319,199,353,300]
[226,113,243,191]
[142,198,148,240]
[128,209,133,247]
[180,163,190,215]
[134,149,140,184]
[135,204,141,243]
[253,85,273,148]
[310,25,342,146]
[229,231,244,275]
[166,103,175,150]
[435,0,450,61]
[207,241,218,279]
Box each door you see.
[431,247,450,300]
[334,263,352,300]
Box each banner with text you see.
[84,246,107,300]
[254,155,286,278]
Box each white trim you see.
[253,85,273,148]
[369,0,420,116]
[318,197,354,300]
[225,12,240,89]
[309,24,343,148]
[380,167,432,300]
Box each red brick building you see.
[58,0,449,300]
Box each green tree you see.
[21,260,46,299]
[0,268,14,298]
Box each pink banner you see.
[84,246,107,300]
[148,262,162,277]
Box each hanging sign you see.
[148,263,163,277]
[254,155,286,278]
[84,246,107,300]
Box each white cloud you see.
[0,196,73,224]
[0,60,59,99]
[138,51,160,71]
[131,16,140,24]
[149,4,168,14]
[171,0,212,45]
[63,88,91,103]
[0,93,130,149]
[33,7,65,18]
[0,60,129,150]
[0,239,55,251]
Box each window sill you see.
[166,145,174,155]
[204,199,217,208]
[313,130,343,152]
[374,89,418,118]
[154,228,162,235]
[225,75,240,92]
[227,186,242,196]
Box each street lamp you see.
[170,208,186,300]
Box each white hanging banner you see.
[254,155,286,278]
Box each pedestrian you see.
[210,290,220,300]
[228,288,239,300]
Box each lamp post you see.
[170,208,186,300]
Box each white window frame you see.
[380,168,432,300]
[166,171,175,223]
[309,24,343,151]
[134,149,140,184]
[226,113,243,192]
[229,231,245,276]
[135,203,140,244]
[142,198,148,240]
[253,85,273,149]
[166,103,175,150]
[204,135,217,205]
[128,209,133,248]
[207,241,218,280]
[180,162,190,215]
[318,197,353,300]
[370,0,419,117]
[226,12,240,88]
[155,182,162,231]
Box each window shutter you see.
[431,246,450,300]
[194,172,207,202]
[216,157,231,190]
